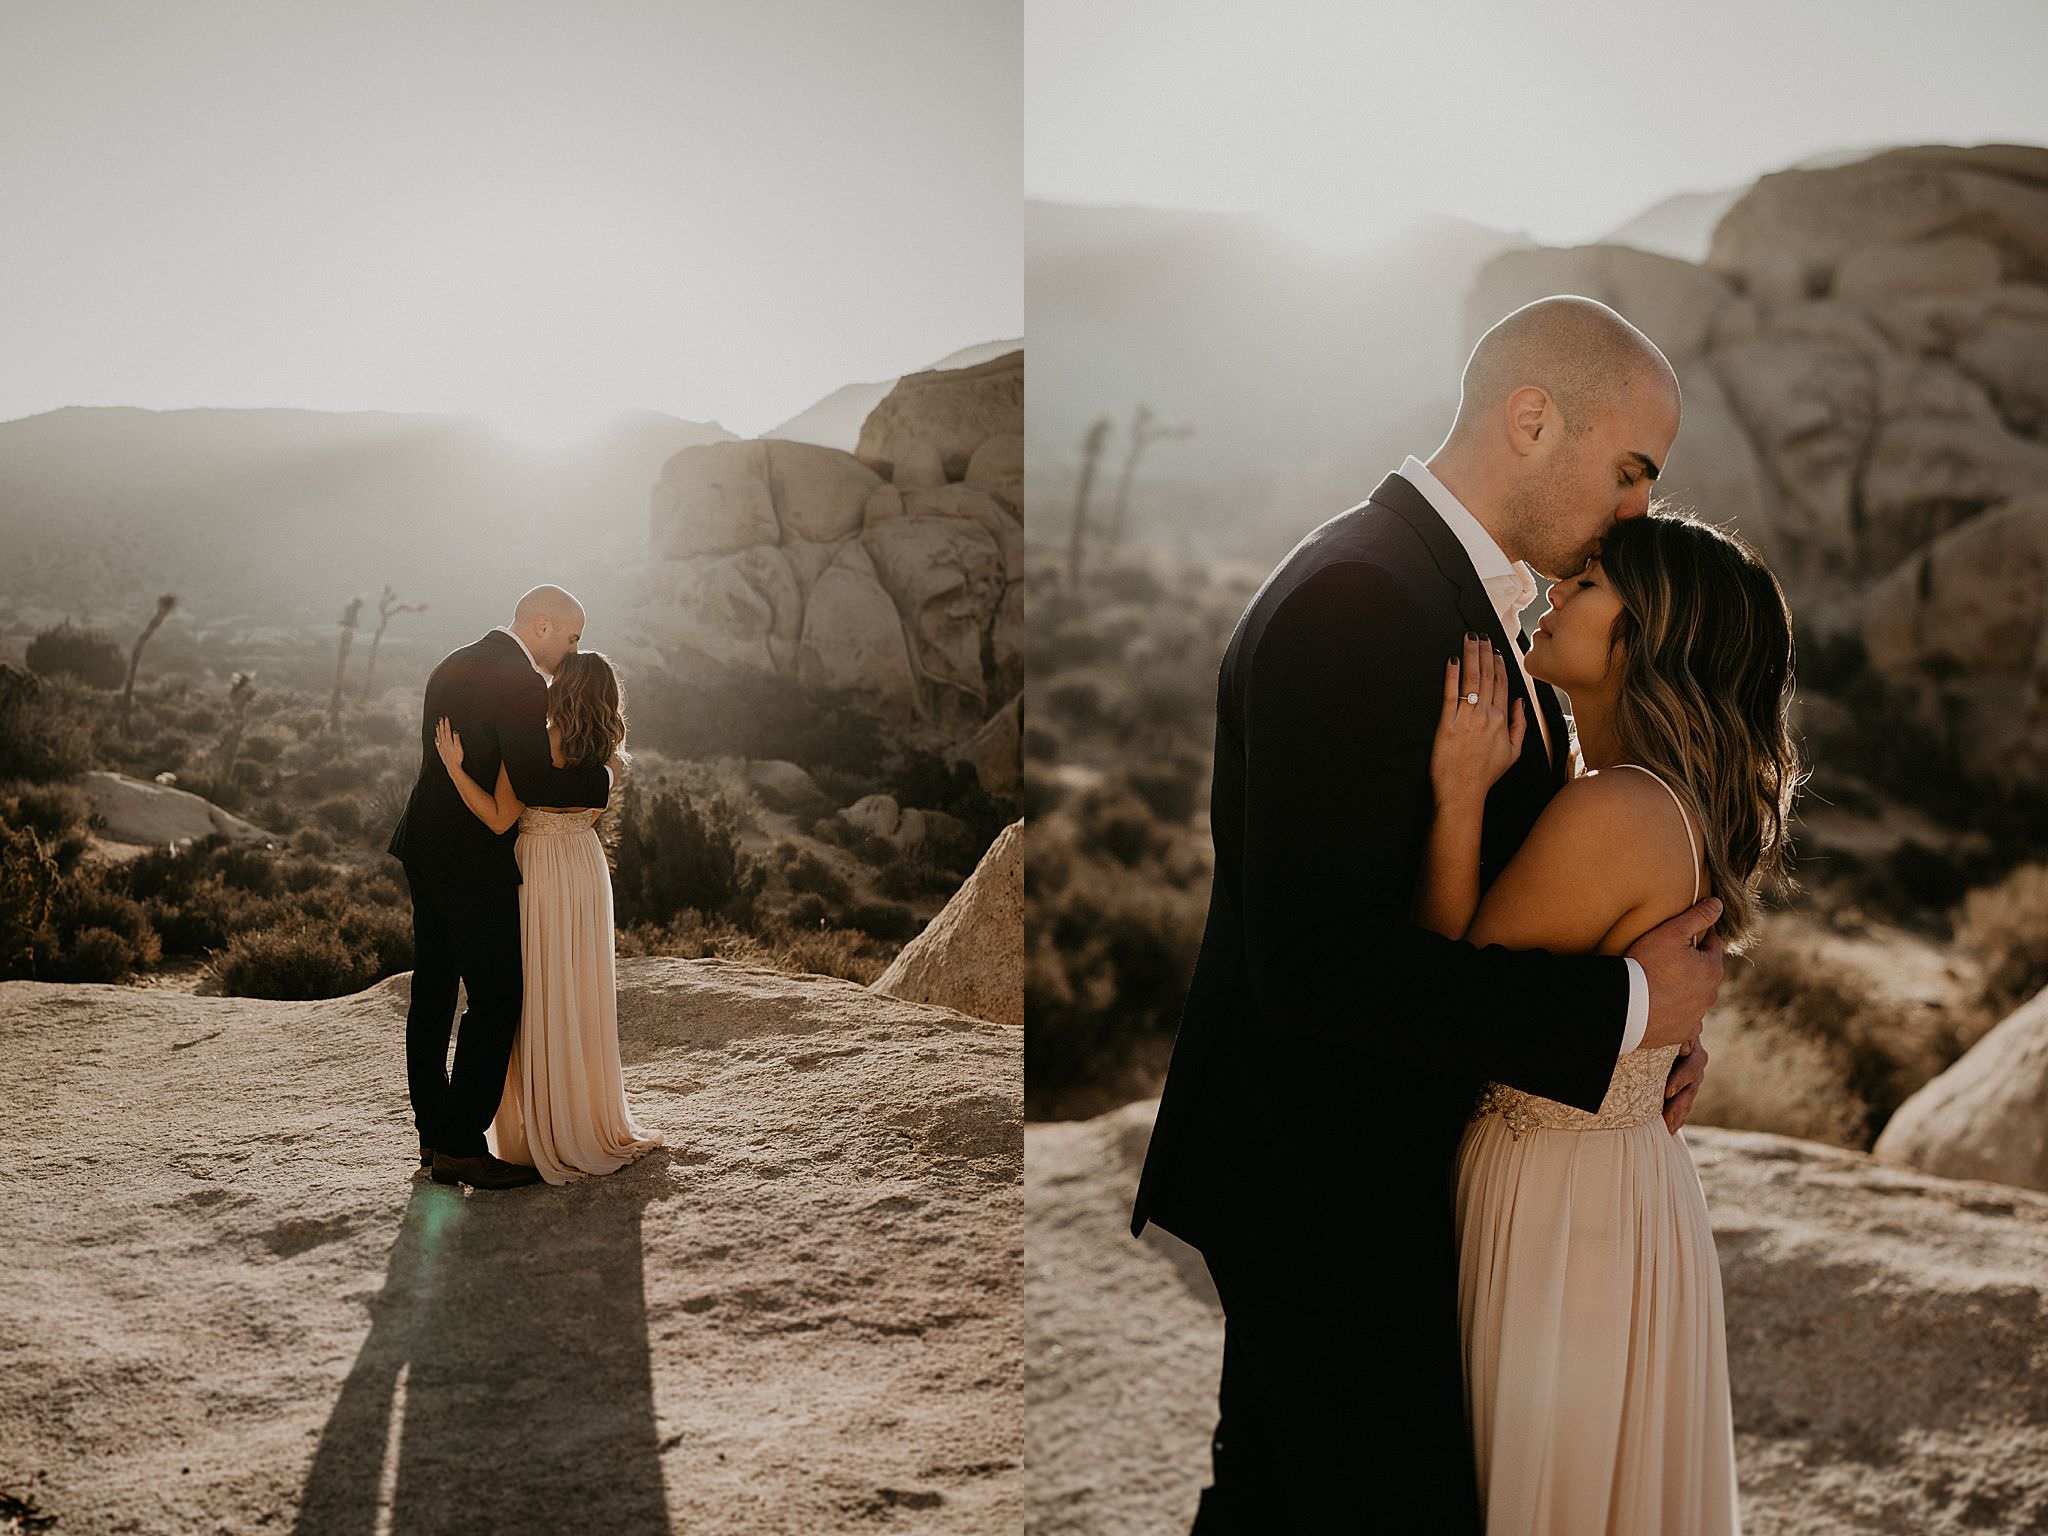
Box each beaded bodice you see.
[516,807,599,836]
[1473,1043,1682,1138]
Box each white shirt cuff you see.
[1620,958,1649,1054]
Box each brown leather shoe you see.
[430,1150,543,1189]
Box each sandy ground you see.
[2,957,1021,1534]
[1028,1101,2048,1536]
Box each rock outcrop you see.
[856,352,1025,485]
[1874,985,2048,1193]
[1028,1101,2048,1535]
[2,958,1021,1534]
[635,352,1024,759]
[77,768,278,847]
[1468,145,2048,788]
[874,819,1023,1027]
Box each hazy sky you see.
[0,0,1020,442]
[1028,0,2048,251]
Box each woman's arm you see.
[435,717,523,834]
[1418,637,1524,940]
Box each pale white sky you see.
[1027,0,2048,251]
[0,0,1021,442]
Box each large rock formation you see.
[2,958,1021,1534]
[1028,1101,2048,1535]
[856,351,1025,485]
[874,819,1023,1027]
[1874,985,2048,1193]
[635,352,1024,760]
[1468,145,2048,788]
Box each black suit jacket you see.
[385,630,610,888]
[1132,473,1631,1256]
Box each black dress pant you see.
[1189,1238,1484,1535]
[401,861,521,1157]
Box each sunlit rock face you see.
[636,353,1023,763]
[1466,146,2048,789]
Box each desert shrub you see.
[367,777,412,840]
[208,841,284,896]
[238,732,284,765]
[0,823,60,977]
[1074,787,1166,868]
[770,925,887,984]
[1716,932,1963,1148]
[42,923,159,982]
[1097,562,1168,605]
[1956,862,2048,1014]
[215,920,365,999]
[842,900,919,943]
[294,826,335,856]
[0,665,94,784]
[359,712,407,746]
[781,848,854,904]
[785,892,831,929]
[1046,678,1106,728]
[25,621,125,689]
[51,871,158,959]
[875,852,957,902]
[611,781,765,926]
[144,875,276,956]
[1124,748,1209,825]
[2,781,91,839]
[315,794,365,835]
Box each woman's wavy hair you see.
[548,650,631,775]
[1596,506,1805,951]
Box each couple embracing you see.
[386,584,662,1191]
[1135,298,1803,1533]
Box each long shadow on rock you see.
[293,1155,671,1535]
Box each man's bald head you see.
[510,584,586,677]
[1452,296,1678,444]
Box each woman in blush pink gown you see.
[434,648,661,1186]
[1417,510,1804,1535]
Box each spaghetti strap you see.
[1607,763,1702,905]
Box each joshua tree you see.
[117,593,178,736]
[216,671,256,800]
[361,585,427,700]
[1067,416,1112,587]
[1105,405,1194,550]
[326,597,364,734]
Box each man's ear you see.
[1506,386,1552,455]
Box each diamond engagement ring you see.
[1463,692,1480,705]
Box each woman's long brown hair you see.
[548,650,631,774]
[1597,507,1805,951]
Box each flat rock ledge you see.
[2,956,1021,1534]
[1028,1101,2048,1536]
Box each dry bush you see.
[1693,931,1972,1150]
[1954,862,2048,1015]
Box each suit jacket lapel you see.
[1369,472,1556,790]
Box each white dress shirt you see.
[492,626,615,793]
[1397,459,1649,1056]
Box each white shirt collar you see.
[492,625,549,681]
[1399,455,1539,631]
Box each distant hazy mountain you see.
[0,406,732,641]
[1026,199,1529,561]
[764,338,1026,451]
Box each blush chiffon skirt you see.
[486,810,662,1185]
[1453,1047,1741,1535]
